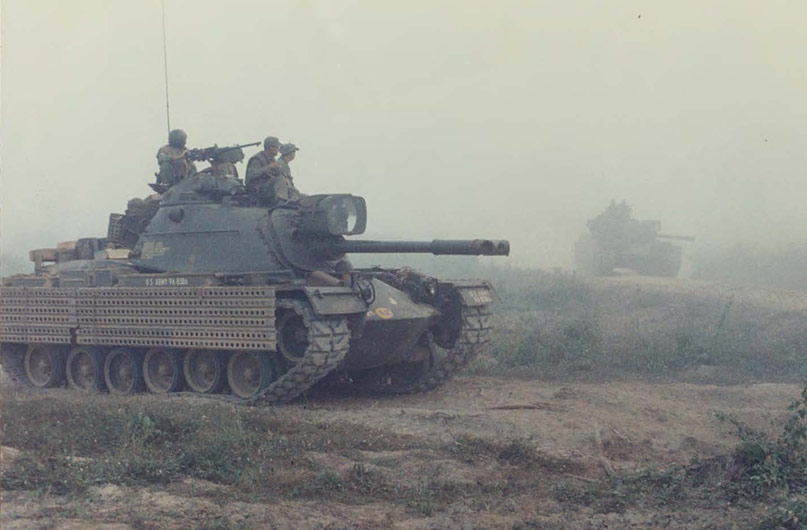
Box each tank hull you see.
[1,267,495,403]
[575,235,683,278]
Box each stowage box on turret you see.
[1,173,509,403]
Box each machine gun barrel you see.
[656,233,696,242]
[331,239,510,256]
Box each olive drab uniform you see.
[245,155,299,206]
[245,150,280,203]
[156,145,196,187]
[275,157,301,202]
[277,157,291,179]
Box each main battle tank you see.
[574,201,694,277]
[0,173,509,403]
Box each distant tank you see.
[574,201,694,277]
[0,172,509,403]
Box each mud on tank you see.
[1,173,510,403]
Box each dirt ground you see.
[1,375,798,529]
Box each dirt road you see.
[1,376,798,529]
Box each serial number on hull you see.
[463,289,494,305]
[144,277,190,287]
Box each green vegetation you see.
[469,268,807,383]
[0,395,416,498]
[545,381,807,529]
[718,383,807,529]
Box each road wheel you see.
[23,343,65,388]
[143,348,184,394]
[66,347,105,392]
[227,351,282,400]
[277,310,309,364]
[104,349,145,394]
[243,297,348,404]
[183,349,226,394]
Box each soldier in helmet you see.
[245,136,283,204]
[275,144,301,201]
[278,143,298,179]
[156,129,197,187]
[274,143,302,201]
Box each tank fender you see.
[438,280,499,307]
[302,286,367,316]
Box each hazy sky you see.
[1,1,806,269]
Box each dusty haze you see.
[1,1,806,271]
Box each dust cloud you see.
[1,1,806,271]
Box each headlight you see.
[297,194,367,236]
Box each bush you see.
[717,382,807,500]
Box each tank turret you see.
[127,188,507,276]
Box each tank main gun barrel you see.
[330,239,510,256]
[656,234,696,242]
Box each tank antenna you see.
[161,0,171,134]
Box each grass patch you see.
[0,393,417,498]
[466,269,807,383]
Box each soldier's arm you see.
[246,160,280,180]
[156,148,187,164]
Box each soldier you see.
[156,129,196,187]
[274,143,302,203]
[202,147,245,178]
[245,136,282,203]
[278,143,298,179]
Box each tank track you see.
[1,344,30,387]
[368,303,493,395]
[1,299,349,405]
[246,298,350,404]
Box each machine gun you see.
[186,141,261,163]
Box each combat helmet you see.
[263,136,281,149]
[168,129,188,148]
[280,143,299,156]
